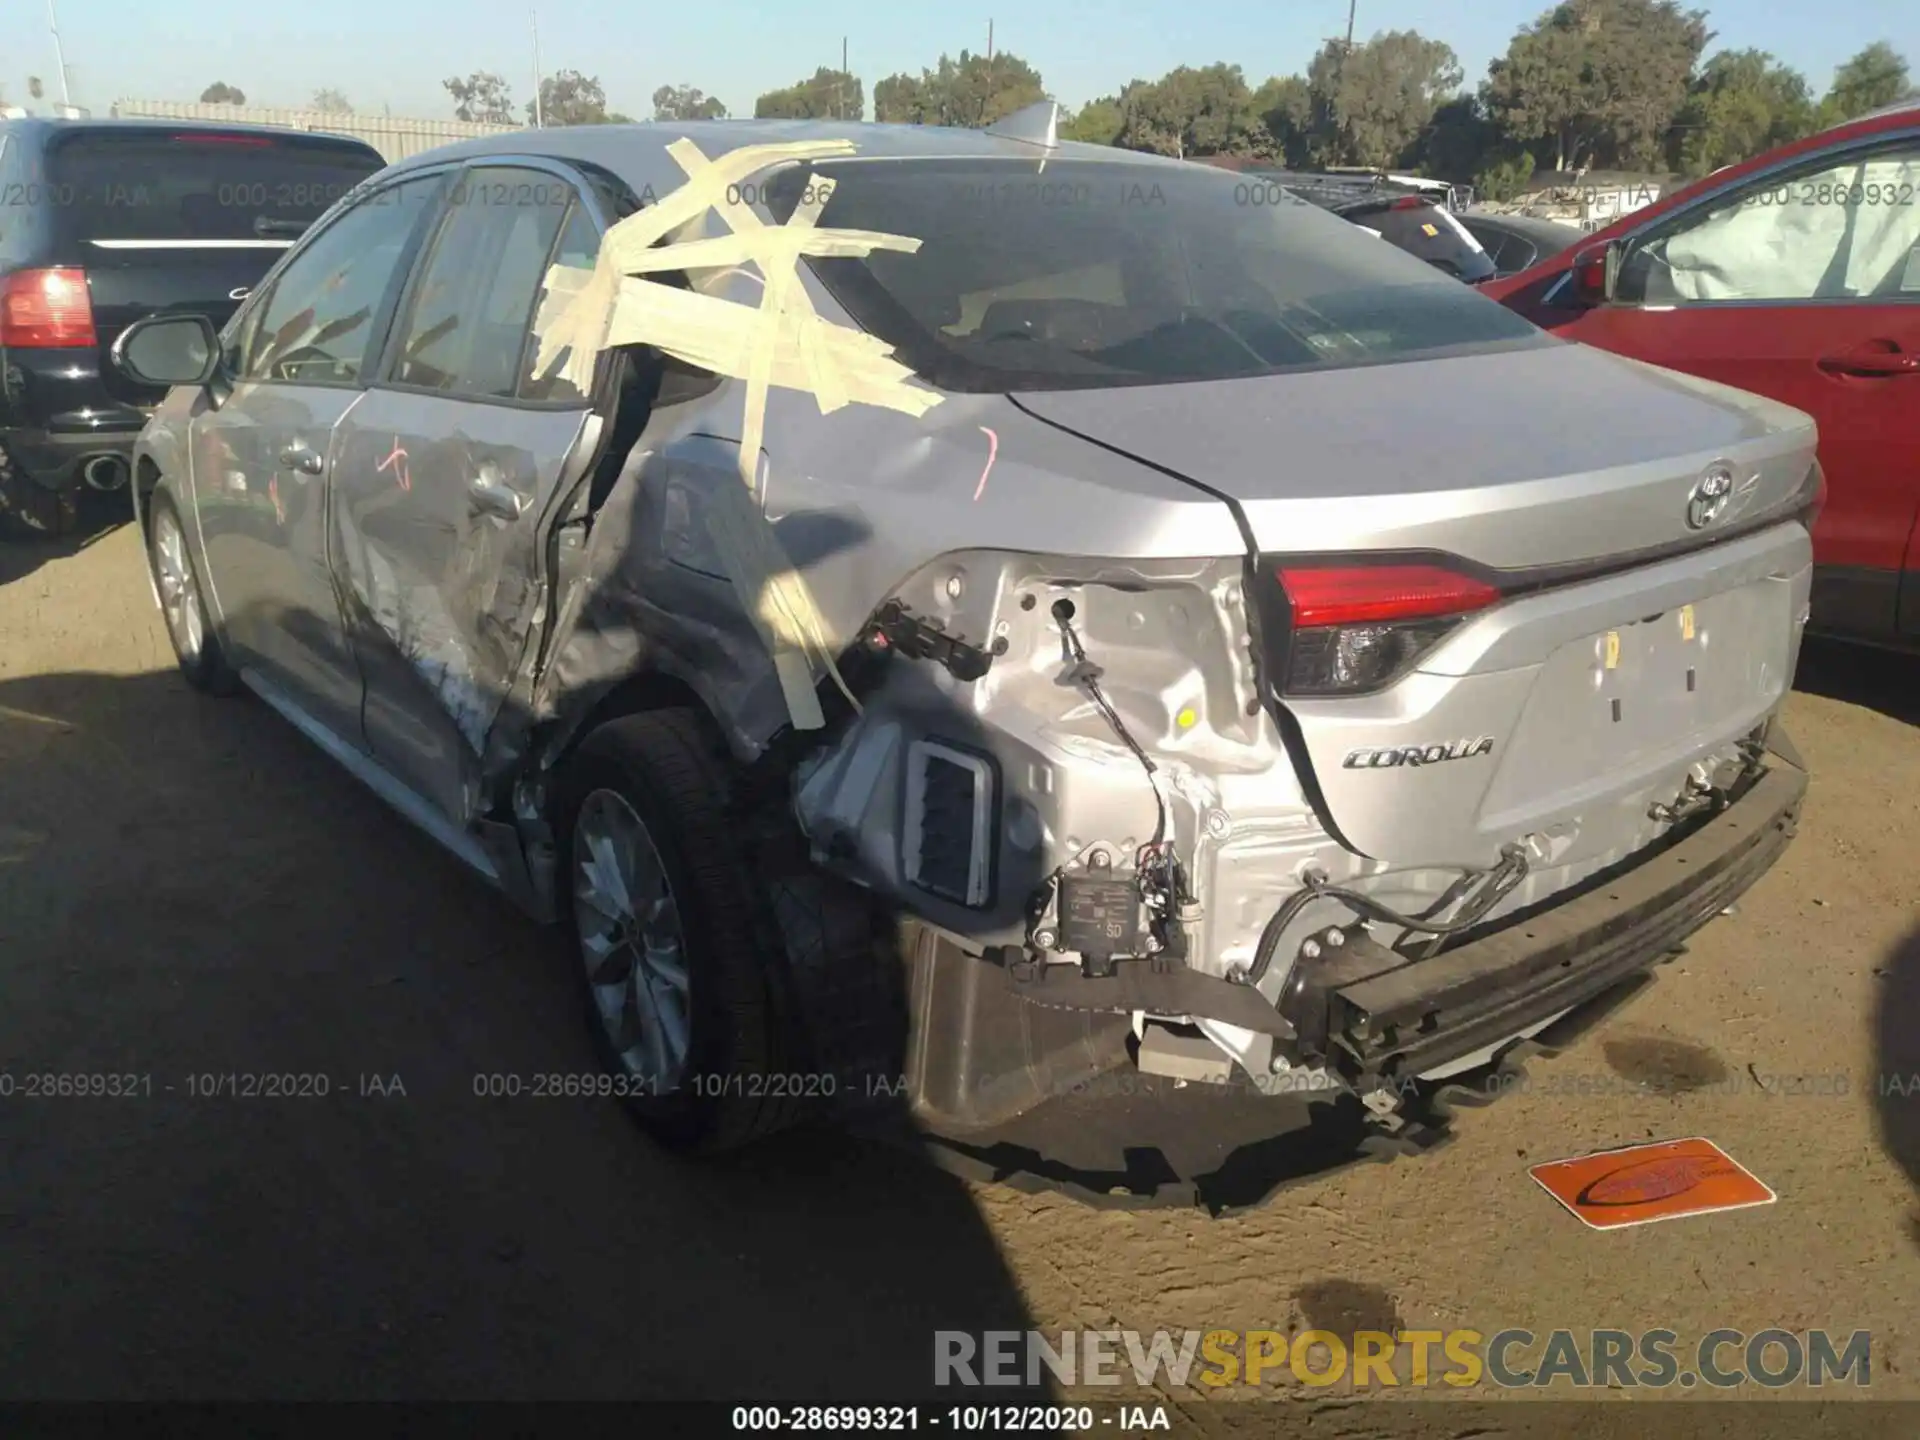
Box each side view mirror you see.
[1569,241,1621,307]
[111,312,221,388]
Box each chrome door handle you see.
[468,473,526,520]
[278,442,324,475]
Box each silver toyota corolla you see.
[111,105,1814,1171]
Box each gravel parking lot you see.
[1,506,1915,1426]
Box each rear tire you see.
[555,710,808,1153]
[146,492,239,695]
[0,441,78,539]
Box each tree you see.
[1252,75,1314,165]
[652,84,727,121]
[1820,42,1912,125]
[199,82,246,105]
[1116,64,1271,159]
[754,67,864,121]
[1475,146,1539,201]
[444,71,514,124]
[1415,94,1498,182]
[1061,96,1123,145]
[870,51,1044,127]
[1485,0,1712,172]
[1305,30,1462,167]
[1669,50,1813,176]
[530,70,613,126]
[311,88,353,114]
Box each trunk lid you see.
[45,126,385,405]
[1013,342,1819,867]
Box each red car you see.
[1485,100,1920,651]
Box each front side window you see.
[1619,138,1920,304]
[762,157,1548,393]
[390,167,575,399]
[242,174,444,384]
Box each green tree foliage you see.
[754,68,864,121]
[443,71,513,124]
[311,88,353,114]
[652,84,727,121]
[1669,50,1813,175]
[1485,0,1711,171]
[1306,30,1463,167]
[1061,96,1123,145]
[529,71,628,125]
[1819,41,1912,125]
[1474,146,1539,201]
[199,82,246,105]
[1251,74,1314,165]
[1115,64,1273,158]
[871,51,1045,127]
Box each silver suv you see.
[114,106,1813,1167]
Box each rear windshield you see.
[1336,200,1498,283]
[763,157,1545,393]
[43,130,386,242]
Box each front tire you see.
[147,493,239,695]
[556,710,806,1153]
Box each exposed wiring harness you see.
[1238,842,1531,986]
[1052,599,1190,924]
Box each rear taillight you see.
[1390,195,1427,211]
[0,267,97,347]
[1272,562,1504,696]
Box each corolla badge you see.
[1685,465,1735,530]
[1343,737,1495,769]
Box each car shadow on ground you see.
[0,666,1052,1402]
[1873,923,1920,1254]
[1793,636,1920,727]
[0,494,130,588]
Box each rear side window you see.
[43,130,385,242]
[390,167,576,399]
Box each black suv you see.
[0,118,385,537]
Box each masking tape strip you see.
[528,137,946,731]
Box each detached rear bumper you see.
[904,728,1806,1132]
[1327,738,1806,1082]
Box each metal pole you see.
[531,7,544,127]
[47,0,73,108]
[841,36,848,120]
[985,20,993,126]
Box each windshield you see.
[45,130,386,242]
[764,157,1547,393]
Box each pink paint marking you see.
[375,436,411,492]
[972,426,1000,502]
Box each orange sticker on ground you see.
[1529,1137,1776,1230]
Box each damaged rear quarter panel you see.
[528,362,1246,766]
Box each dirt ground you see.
[2,508,1916,1430]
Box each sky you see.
[8,0,1917,122]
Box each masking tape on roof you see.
[529,138,945,731]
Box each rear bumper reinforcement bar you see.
[1328,743,1805,1081]
[983,731,1806,1085]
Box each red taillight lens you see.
[1278,564,1502,627]
[1390,195,1428,211]
[0,267,97,347]
[1273,562,1504,696]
